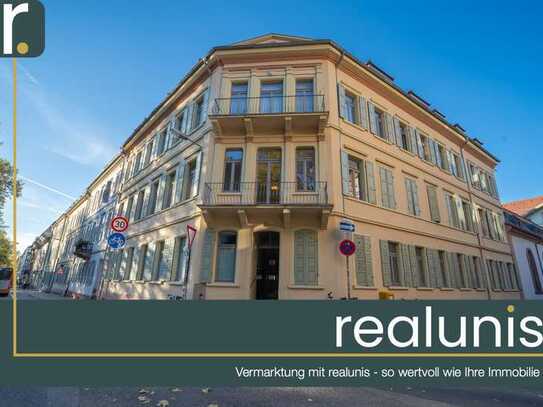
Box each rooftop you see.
[503,195,543,217]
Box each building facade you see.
[504,210,543,299]
[25,34,521,300]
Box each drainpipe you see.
[460,138,492,300]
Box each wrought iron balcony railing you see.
[202,181,328,206]
[211,95,326,116]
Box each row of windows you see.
[338,84,491,186]
[199,229,320,286]
[106,236,188,283]
[221,147,317,192]
[468,161,499,199]
[119,153,201,223]
[228,78,315,114]
[380,239,518,291]
[124,89,209,184]
[341,150,506,241]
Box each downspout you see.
[460,138,492,300]
[335,50,346,215]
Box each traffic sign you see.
[339,239,356,256]
[339,220,355,233]
[111,216,129,232]
[108,232,126,249]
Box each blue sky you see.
[1,0,542,250]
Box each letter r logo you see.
[0,0,44,57]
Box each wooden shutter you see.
[354,234,373,286]
[409,245,420,287]
[455,197,466,230]
[365,161,377,204]
[368,102,377,135]
[340,150,351,196]
[160,238,175,281]
[337,84,346,119]
[200,230,215,283]
[144,243,155,281]
[400,244,412,287]
[385,113,394,143]
[393,117,402,147]
[379,240,391,287]
[427,249,438,288]
[434,142,442,169]
[412,181,420,216]
[461,254,471,288]
[428,139,437,165]
[388,169,396,209]
[434,250,444,288]
[359,96,369,129]
[405,179,414,215]
[427,185,440,223]
[415,130,425,159]
[445,252,455,288]
[191,151,202,198]
[408,127,417,154]
[174,160,186,203]
[509,263,519,290]
[294,230,318,285]
[200,88,209,126]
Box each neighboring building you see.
[67,155,124,298]
[504,195,543,227]
[24,34,521,300]
[504,209,543,299]
[17,246,34,286]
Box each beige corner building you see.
[31,34,522,300]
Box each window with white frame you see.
[223,149,243,192]
[296,147,316,191]
[215,231,237,282]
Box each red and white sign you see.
[187,225,197,248]
[111,216,129,232]
[339,239,356,256]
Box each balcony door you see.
[260,81,283,113]
[256,148,281,204]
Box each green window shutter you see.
[400,244,412,287]
[368,102,377,135]
[359,96,369,130]
[388,170,396,209]
[379,240,391,287]
[408,245,420,287]
[476,258,486,289]
[427,249,437,288]
[405,179,414,215]
[340,150,351,196]
[435,250,444,288]
[191,151,202,197]
[446,252,455,289]
[200,230,215,283]
[385,112,395,143]
[461,254,471,288]
[174,160,186,203]
[337,84,346,119]
[393,116,402,147]
[415,130,425,159]
[428,139,437,165]
[427,185,441,223]
[379,167,388,208]
[200,88,209,125]
[365,161,377,204]
[354,234,373,286]
[411,181,420,216]
[452,254,462,289]
[144,243,155,281]
[408,127,417,154]
[294,230,318,285]
[160,238,175,281]
[434,142,443,169]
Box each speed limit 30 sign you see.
[111,216,129,232]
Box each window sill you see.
[147,281,163,285]
[388,286,409,291]
[288,285,324,290]
[352,285,378,290]
[459,288,473,292]
[476,288,487,292]
[439,287,455,291]
[167,281,186,286]
[206,282,239,288]
[416,287,434,291]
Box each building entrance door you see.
[255,231,280,300]
[256,148,281,204]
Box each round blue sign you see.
[108,232,126,249]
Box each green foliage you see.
[0,230,14,267]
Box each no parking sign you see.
[339,239,356,256]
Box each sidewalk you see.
[11,289,70,300]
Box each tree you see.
[0,230,14,267]
[0,154,22,219]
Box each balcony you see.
[200,181,331,229]
[209,95,328,139]
[74,240,93,260]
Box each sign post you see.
[183,225,198,299]
[339,219,356,300]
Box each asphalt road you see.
[0,386,542,406]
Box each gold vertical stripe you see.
[12,57,18,356]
